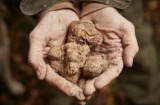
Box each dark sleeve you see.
[80,0,131,9]
[20,0,74,15]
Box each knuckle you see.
[125,21,135,30]
[28,57,36,66]
[120,21,135,33]
[129,22,135,29]
[29,31,36,40]
[29,30,40,41]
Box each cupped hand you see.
[80,6,139,99]
[28,9,85,100]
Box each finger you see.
[75,100,86,105]
[123,44,138,67]
[78,78,92,102]
[121,23,139,67]
[84,78,96,96]
[45,64,85,100]
[95,57,123,89]
[28,34,47,80]
[43,47,51,58]
[75,95,91,105]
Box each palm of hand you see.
[28,10,85,100]
[80,7,138,97]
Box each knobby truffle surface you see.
[48,20,109,83]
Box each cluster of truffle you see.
[48,20,109,83]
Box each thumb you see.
[28,33,47,80]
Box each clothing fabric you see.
[20,0,131,16]
[20,0,73,16]
[39,2,79,19]
[80,0,131,9]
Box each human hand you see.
[28,9,85,100]
[80,6,139,99]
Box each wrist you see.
[81,2,114,17]
[43,9,79,27]
[39,2,80,20]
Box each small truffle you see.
[83,55,108,78]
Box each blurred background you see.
[0,0,160,105]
